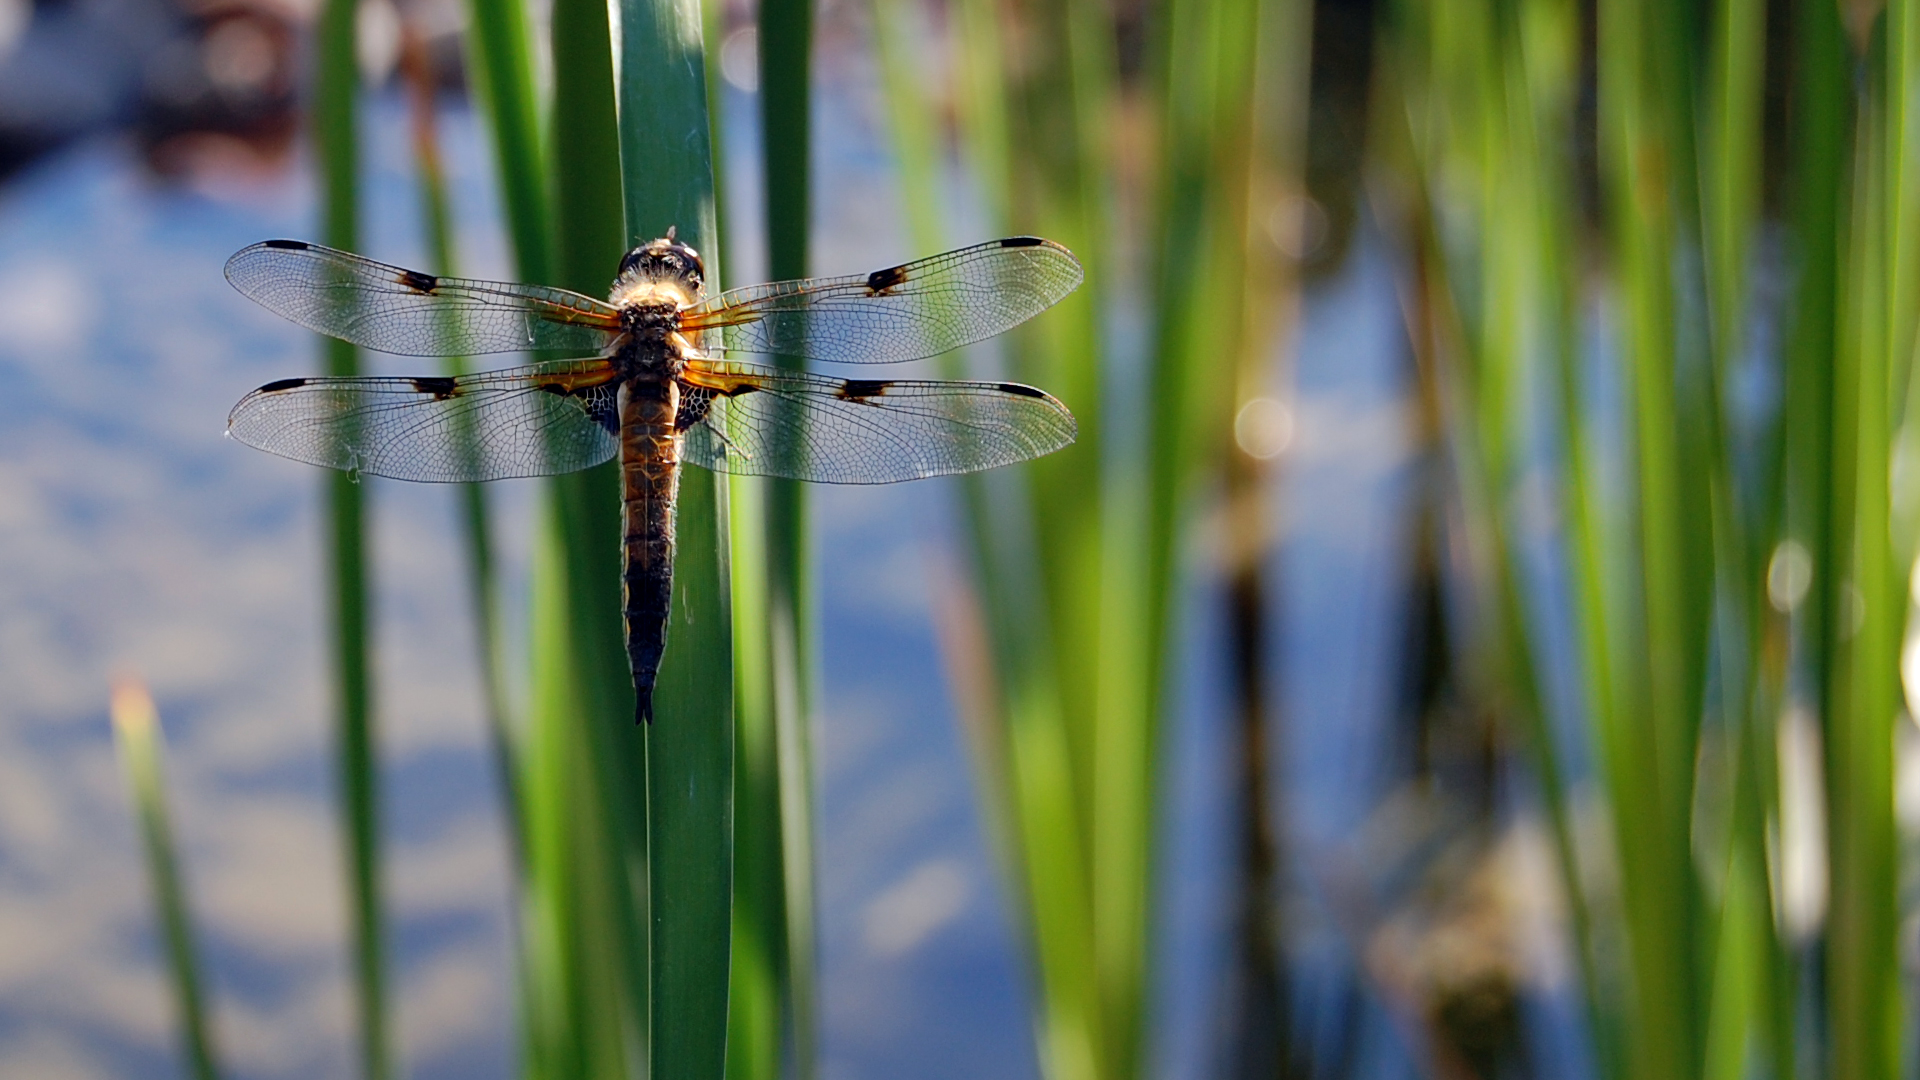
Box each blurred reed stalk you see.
[879,1,1118,1076]
[1374,0,1914,1077]
[453,0,661,1068]
[112,681,222,1080]
[726,0,820,1076]
[692,10,780,1078]
[872,0,1308,1077]
[309,0,388,1071]
[396,2,521,852]
[1217,0,1313,1072]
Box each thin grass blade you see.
[754,2,819,1076]
[545,0,655,1070]
[310,0,387,1073]
[397,17,520,849]
[112,681,222,1080]
[611,0,735,1075]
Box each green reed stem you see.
[112,683,222,1080]
[761,0,818,1069]
[452,0,564,1057]
[546,0,655,1072]
[695,9,781,1079]
[1597,2,1708,1074]
[867,0,1028,964]
[1697,0,1782,1075]
[312,0,387,1073]
[462,0,551,283]
[943,1,1120,1075]
[1138,3,1266,1077]
[1826,51,1901,1080]
[399,25,521,853]
[612,0,735,1074]
[1779,1,1849,1072]
[461,0,653,1067]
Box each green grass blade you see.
[112,682,222,1080]
[699,9,787,1077]
[1695,0,1785,1075]
[756,1,819,1076]
[611,1,735,1076]
[546,0,655,1071]
[452,0,672,1071]
[547,0,635,772]
[772,609,815,1078]
[1825,62,1901,1080]
[461,0,551,282]
[726,469,780,1080]
[1776,3,1850,1074]
[1596,1,1707,1073]
[1701,0,1763,369]
[398,27,521,847]
[462,0,654,1069]
[525,501,646,1079]
[869,0,943,255]
[311,0,387,1072]
[454,0,560,1061]
[1700,846,1764,1080]
[940,1,1119,1076]
[1136,0,1269,1074]
[865,5,1050,1032]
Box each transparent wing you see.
[228,360,620,482]
[677,361,1077,484]
[226,240,622,356]
[679,237,1083,364]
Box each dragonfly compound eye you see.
[668,242,704,283]
[617,238,705,288]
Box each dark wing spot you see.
[837,379,891,401]
[676,387,714,430]
[999,236,1046,248]
[997,381,1048,398]
[399,270,439,294]
[529,380,618,432]
[411,376,459,399]
[262,239,309,250]
[586,392,618,433]
[258,377,309,393]
[865,264,910,294]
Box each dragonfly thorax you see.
[610,306,688,381]
[619,298,682,337]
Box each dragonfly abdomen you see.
[620,379,682,723]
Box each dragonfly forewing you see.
[226,240,623,357]
[681,237,1083,365]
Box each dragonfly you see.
[225,232,1082,722]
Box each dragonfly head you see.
[617,235,706,300]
